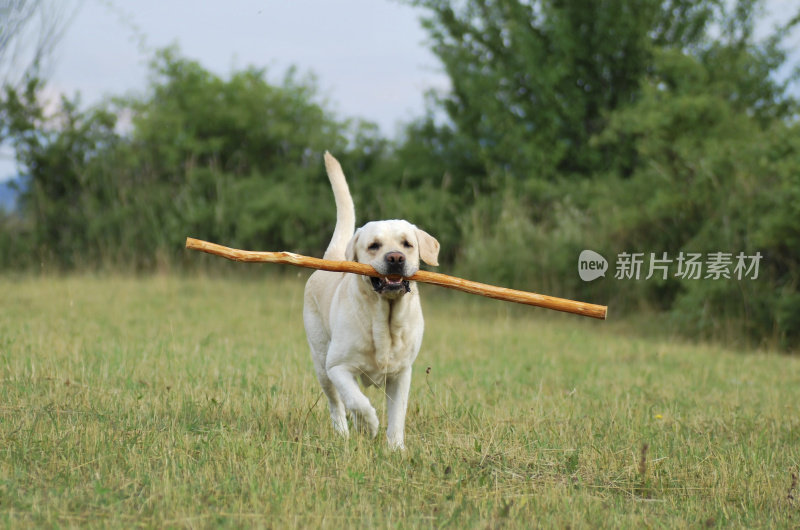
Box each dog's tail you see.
[322,151,355,260]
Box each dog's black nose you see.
[384,252,406,273]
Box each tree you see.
[0,48,374,268]
[404,0,800,349]
[408,0,796,182]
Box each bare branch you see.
[185,237,608,320]
[0,0,82,87]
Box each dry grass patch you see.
[1,274,798,527]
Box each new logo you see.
[578,250,608,282]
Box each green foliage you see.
[1,1,800,349]
[588,38,800,347]
[0,77,122,266]
[409,0,730,180]
[0,49,372,269]
[405,0,800,349]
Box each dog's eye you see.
[402,240,413,249]
[368,242,381,251]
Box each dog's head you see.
[346,220,440,297]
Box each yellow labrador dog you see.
[303,152,439,450]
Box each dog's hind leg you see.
[304,299,349,436]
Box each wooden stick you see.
[185,237,608,320]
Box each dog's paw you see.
[331,413,349,437]
[351,407,379,438]
[387,437,405,451]
[366,411,379,438]
[386,426,405,450]
[363,407,378,438]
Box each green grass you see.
[1,274,798,528]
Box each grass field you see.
[1,274,798,528]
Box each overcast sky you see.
[1,0,798,183]
[51,0,448,130]
[0,0,449,181]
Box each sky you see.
[1,0,798,185]
[0,0,449,182]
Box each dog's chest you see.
[360,303,420,383]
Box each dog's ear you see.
[345,230,361,262]
[415,227,440,267]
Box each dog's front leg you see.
[385,366,412,450]
[326,363,379,438]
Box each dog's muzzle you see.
[371,251,412,294]
[371,275,411,294]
